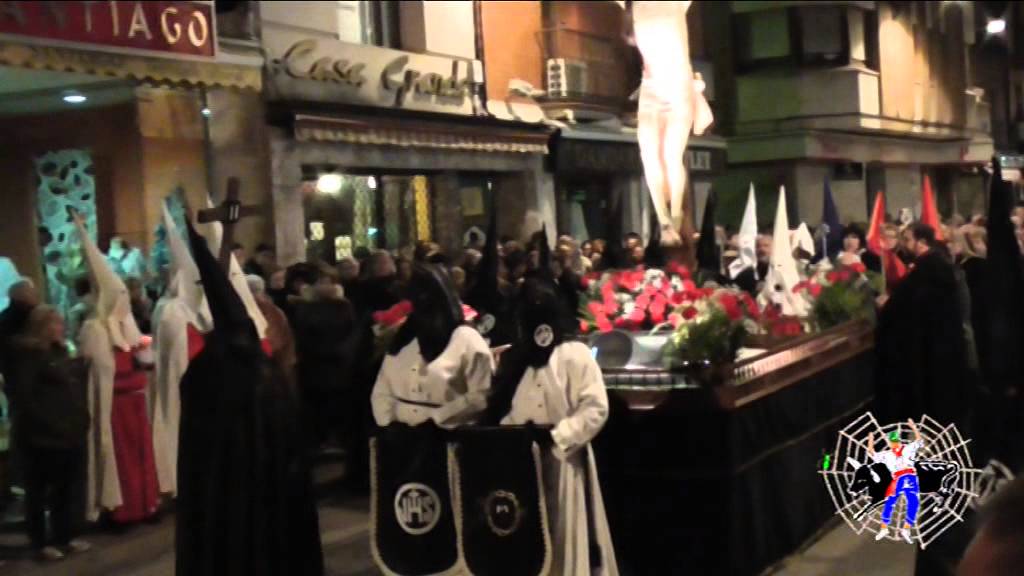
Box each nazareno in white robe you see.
[372,325,493,428]
[501,341,619,576]
[151,297,195,496]
[78,318,123,521]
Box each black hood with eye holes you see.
[482,275,569,425]
[388,263,465,362]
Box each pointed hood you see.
[728,184,758,279]
[538,223,551,273]
[696,188,718,273]
[465,200,500,312]
[791,222,815,259]
[644,221,666,268]
[390,263,465,363]
[194,196,268,338]
[482,274,568,425]
[921,175,944,241]
[186,217,261,349]
[759,187,808,316]
[866,191,886,254]
[981,156,1024,390]
[74,213,142,351]
[162,202,211,329]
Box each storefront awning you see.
[0,40,261,91]
[293,113,550,154]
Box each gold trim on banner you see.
[295,125,549,154]
[0,41,262,90]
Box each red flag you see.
[866,191,885,254]
[921,174,944,241]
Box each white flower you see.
[623,301,636,316]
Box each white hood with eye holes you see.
[74,213,142,352]
[162,203,212,330]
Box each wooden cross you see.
[196,178,262,269]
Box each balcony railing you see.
[536,27,634,113]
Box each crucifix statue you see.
[196,178,261,269]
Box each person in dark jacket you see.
[292,281,356,449]
[875,224,970,428]
[1,279,40,503]
[11,305,90,561]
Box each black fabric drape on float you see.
[593,352,874,576]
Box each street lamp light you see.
[987,18,1007,35]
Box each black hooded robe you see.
[176,222,323,576]
[874,249,970,428]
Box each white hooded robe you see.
[502,341,619,576]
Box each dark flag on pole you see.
[371,424,459,576]
[814,178,842,263]
[696,188,719,278]
[452,426,551,576]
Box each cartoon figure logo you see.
[821,413,982,549]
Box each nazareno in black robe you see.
[874,248,971,429]
[176,219,323,576]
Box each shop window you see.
[365,0,402,49]
[795,5,848,66]
[333,1,400,47]
[735,10,792,68]
[34,149,96,320]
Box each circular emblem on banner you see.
[394,483,441,535]
[484,490,522,537]
[478,313,496,335]
[533,324,554,348]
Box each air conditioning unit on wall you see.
[546,58,589,98]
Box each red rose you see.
[837,270,851,282]
[462,304,478,322]
[636,294,651,311]
[851,262,866,274]
[596,315,613,333]
[682,306,698,320]
[580,320,591,333]
[650,309,665,325]
[826,271,840,283]
[809,284,823,297]
[614,316,627,328]
[670,291,687,306]
[741,294,761,320]
[719,296,743,321]
[588,301,605,317]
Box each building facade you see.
[259,0,554,267]
[0,0,265,316]
[706,1,995,228]
[480,0,728,243]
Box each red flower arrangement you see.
[579,266,696,333]
[793,263,880,330]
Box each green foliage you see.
[665,309,745,366]
[812,271,878,330]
